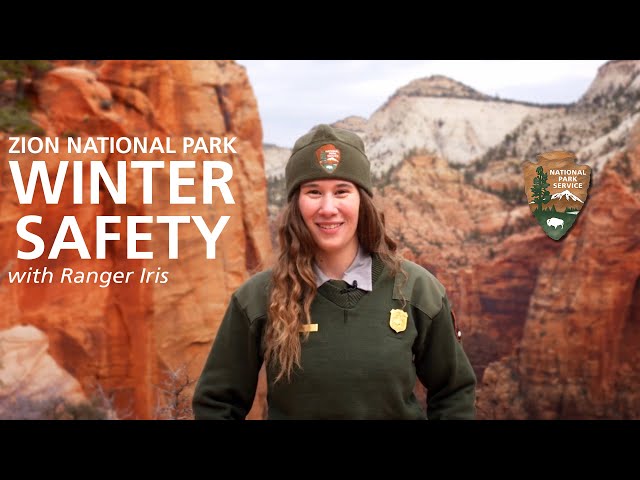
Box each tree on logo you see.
[531,166,551,212]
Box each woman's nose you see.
[318,194,338,215]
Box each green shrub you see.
[0,105,44,135]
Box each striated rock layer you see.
[477,167,640,418]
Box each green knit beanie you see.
[285,124,373,200]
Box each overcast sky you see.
[236,60,608,148]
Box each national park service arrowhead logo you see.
[315,144,341,173]
[522,151,591,240]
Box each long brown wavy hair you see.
[266,187,406,383]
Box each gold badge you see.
[299,323,318,333]
[389,309,408,333]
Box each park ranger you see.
[193,124,476,420]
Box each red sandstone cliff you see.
[0,60,271,419]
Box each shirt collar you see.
[313,245,373,292]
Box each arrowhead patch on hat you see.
[522,151,591,240]
[315,144,341,173]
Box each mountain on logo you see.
[550,190,584,203]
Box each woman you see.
[192,124,476,419]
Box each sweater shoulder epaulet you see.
[233,269,272,324]
[393,260,446,319]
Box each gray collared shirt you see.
[313,245,373,291]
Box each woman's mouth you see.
[316,222,344,232]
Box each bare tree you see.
[84,382,132,420]
[154,363,195,420]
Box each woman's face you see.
[298,179,360,257]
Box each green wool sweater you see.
[192,257,477,420]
